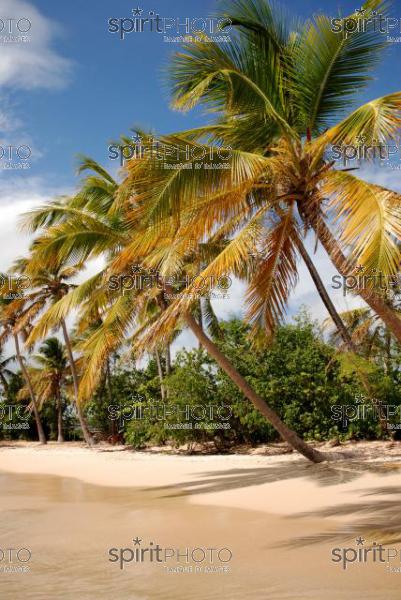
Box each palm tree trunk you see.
[295,238,357,351]
[307,212,401,342]
[165,344,171,399]
[198,298,203,349]
[165,344,171,375]
[183,312,326,463]
[155,348,166,400]
[14,334,46,444]
[296,237,388,434]
[0,373,9,394]
[56,386,64,443]
[384,330,392,374]
[105,357,116,435]
[60,318,94,446]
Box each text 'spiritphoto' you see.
[1,0,401,599]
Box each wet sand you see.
[0,443,401,599]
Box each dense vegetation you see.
[2,312,400,451]
[1,0,401,462]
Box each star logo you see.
[132,7,143,17]
[131,134,142,145]
[355,134,366,145]
[354,264,365,273]
[355,536,365,546]
[133,537,142,545]
[355,8,366,15]
[130,263,142,274]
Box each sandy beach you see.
[1,442,401,599]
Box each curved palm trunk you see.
[296,237,388,434]
[56,386,64,443]
[308,213,401,342]
[184,313,326,463]
[155,348,166,400]
[165,344,171,375]
[105,357,116,435]
[60,318,94,447]
[197,298,204,349]
[14,334,46,444]
[165,344,171,399]
[295,238,357,351]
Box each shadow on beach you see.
[152,459,401,497]
[151,459,401,548]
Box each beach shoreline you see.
[1,440,401,517]
[2,441,401,599]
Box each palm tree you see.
[0,349,15,395]
[32,338,68,442]
[19,152,329,461]
[0,297,46,443]
[20,203,324,462]
[117,0,401,347]
[12,260,95,446]
[326,307,397,372]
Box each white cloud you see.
[0,0,72,90]
[0,179,69,277]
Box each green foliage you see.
[0,372,35,440]
[5,312,401,446]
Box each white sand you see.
[2,442,401,599]
[0,441,400,517]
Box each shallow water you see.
[0,467,400,599]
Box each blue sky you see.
[1,0,401,351]
[1,0,401,189]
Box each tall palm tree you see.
[0,297,46,443]
[32,338,68,442]
[326,307,398,372]
[117,0,401,346]
[0,349,15,395]
[12,260,95,446]
[20,174,325,462]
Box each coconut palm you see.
[20,165,325,462]
[11,259,95,446]
[0,349,15,395]
[116,0,401,348]
[0,296,46,443]
[34,338,68,442]
[18,338,69,442]
[326,307,400,373]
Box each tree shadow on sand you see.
[152,459,401,498]
[151,458,401,549]
[278,482,401,548]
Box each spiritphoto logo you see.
[329,135,401,168]
[108,536,232,573]
[0,274,31,299]
[107,263,232,298]
[331,537,401,573]
[331,399,400,429]
[108,134,232,170]
[0,16,31,43]
[0,403,30,431]
[331,8,401,42]
[0,547,32,574]
[108,7,232,43]
[0,144,32,170]
[108,401,233,431]
[331,266,401,299]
